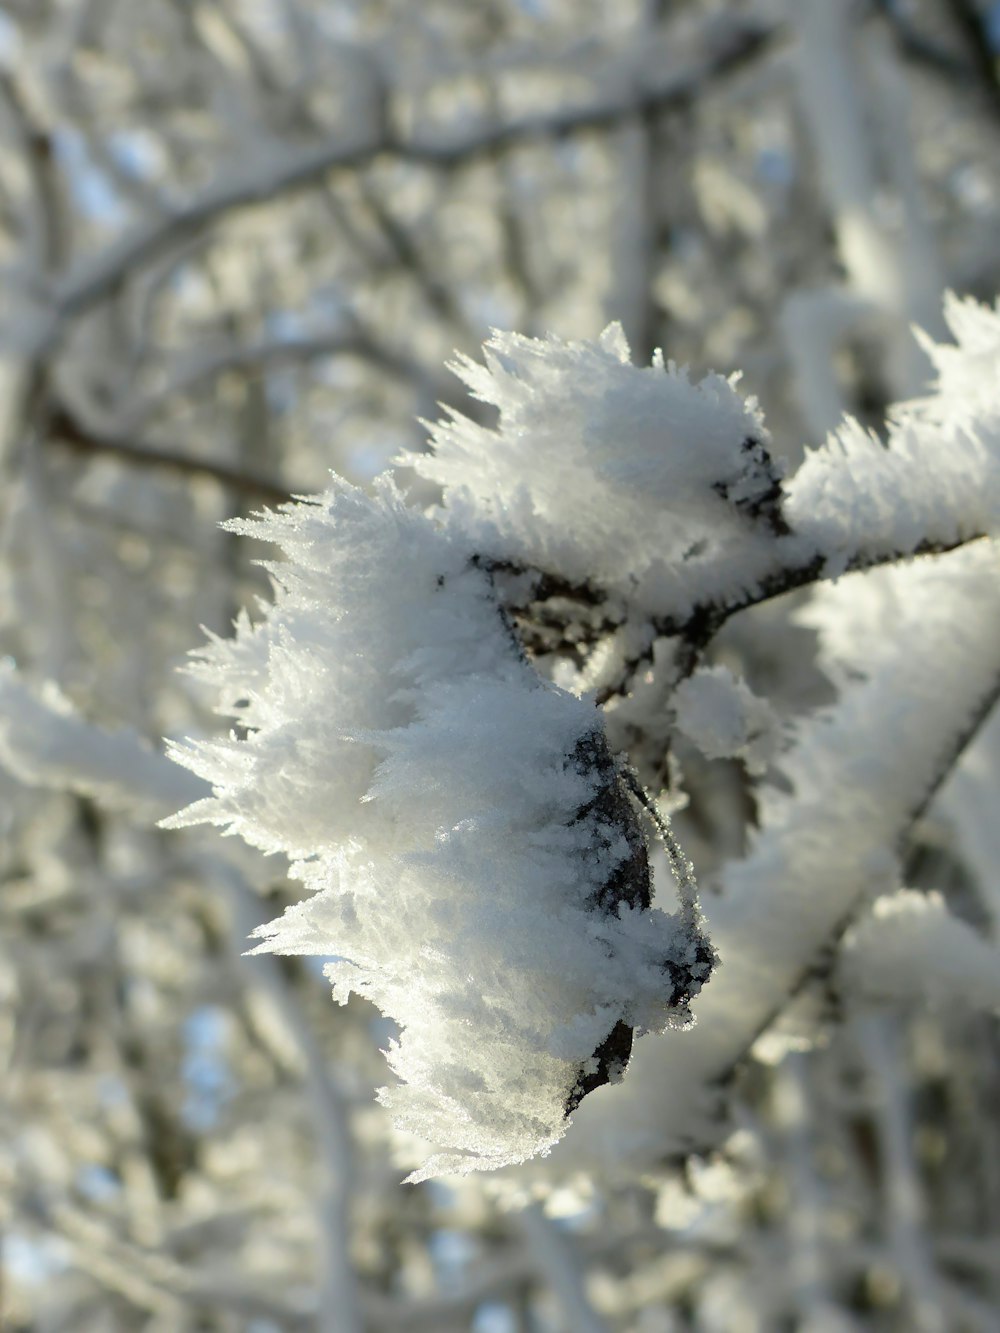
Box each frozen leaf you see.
[165,478,711,1178]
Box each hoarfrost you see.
[165,478,711,1179]
[402,323,777,612]
[786,295,1000,569]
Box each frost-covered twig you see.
[23,1190,316,1326]
[623,769,701,928]
[0,70,62,273]
[159,294,1000,1186]
[840,890,1000,1014]
[773,1056,839,1322]
[780,0,945,466]
[411,300,1000,708]
[117,325,454,433]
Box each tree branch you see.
[48,401,294,504]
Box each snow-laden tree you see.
[4,1,1000,1330]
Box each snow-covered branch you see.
[555,540,1000,1175]
[161,293,1000,1185]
